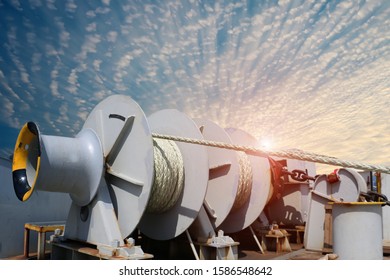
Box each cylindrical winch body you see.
[332,202,383,260]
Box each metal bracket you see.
[269,158,317,201]
[360,190,390,207]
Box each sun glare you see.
[259,138,273,150]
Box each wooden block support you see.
[24,221,65,260]
[265,234,292,253]
[283,227,305,244]
[323,204,333,254]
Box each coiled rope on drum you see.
[146,138,185,214]
[231,151,253,212]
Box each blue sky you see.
[0,0,389,172]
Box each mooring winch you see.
[11,94,390,260]
[11,95,274,259]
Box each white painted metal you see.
[265,159,316,226]
[332,202,383,260]
[284,160,317,223]
[313,168,362,202]
[266,184,310,226]
[218,128,271,234]
[65,180,124,246]
[14,95,156,256]
[304,168,364,252]
[304,191,337,252]
[139,109,209,241]
[189,205,217,241]
[30,129,103,206]
[381,174,390,242]
[193,118,239,228]
[35,94,154,251]
[82,95,154,239]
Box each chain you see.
[281,169,318,182]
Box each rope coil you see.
[232,151,253,211]
[146,138,256,215]
[146,138,185,214]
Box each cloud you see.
[116,52,134,70]
[86,22,97,32]
[50,69,61,97]
[96,7,110,14]
[76,34,101,61]
[10,0,22,11]
[66,0,77,13]
[77,111,89,121]
[60,30,70,48]
[31,52,42,73]
[0,97,20,128]
[0,73,22,103]
[0,97,15,118]
[107,31,118,43]
[66,69,79,94]
[93,59,102,71]
[28,0,42,9]
[46,0,56,10]
[57,102,69,123]
[86,10,96,18]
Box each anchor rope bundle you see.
[146,138,185,214]
[232,151,253,211]
[152,133,390,174]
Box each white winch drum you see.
[217,127,271,234]
[138,109,209,241]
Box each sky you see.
[0,0,389,174]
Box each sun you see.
[259,138,273,150]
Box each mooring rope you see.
[232,151,253,211]
[146,138,185,214]
[151,133,390,174]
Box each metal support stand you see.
[24,221,65,260]
[50,239,153,260]
[186,226,239,260]
[249,225,265,254]
[186,230,200,260]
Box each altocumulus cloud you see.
[0,0,388,172]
